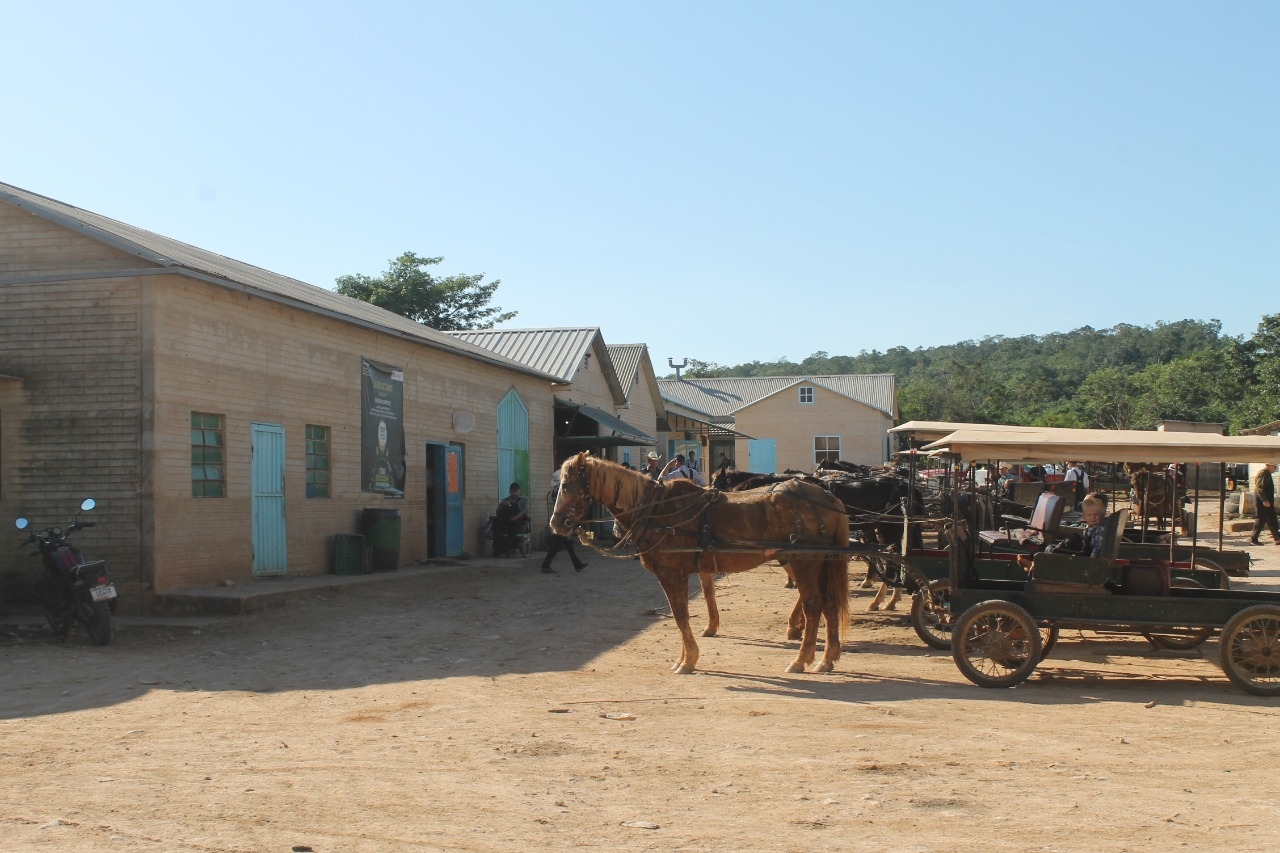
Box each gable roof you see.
[447,327,627,405]
[0,182,560,382]
[658,374,897,418]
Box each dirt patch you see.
[2,528,1279,852]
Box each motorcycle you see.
[15,498,116,645]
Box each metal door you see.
[748,438,777,474]
[251,422,287,577]
[445,444,464,557]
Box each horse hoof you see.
[785,661,806,674]
[702,628,717,637]
[674,664,696,675]
[867,603,881,612]
[885,603,898,612]
[815,660,834,673]
[787,629,803,641]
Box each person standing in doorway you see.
[1250,463,1280,546]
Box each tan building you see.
[658,375,897,473]
[0,182,564,608]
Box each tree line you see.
[677,316,1280,434]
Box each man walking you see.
[1250,462,1280,546]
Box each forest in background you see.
[677,315,1280,434]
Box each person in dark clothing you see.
[1250,463,1280,545]
[542,476,587,573]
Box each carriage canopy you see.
[921,426,1280,465]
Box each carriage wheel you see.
[1039,623,1060,660]
[910,579,953,650]
[1144,579,1213,650]
[952,600,1042,688]
[1219,605,1280,696]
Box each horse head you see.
[550,452,594,536]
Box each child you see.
[1081,494,1107,558]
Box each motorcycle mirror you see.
[80,498,96,512]
[15,518,28,530]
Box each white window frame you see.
[799,386,814,404]
[814,435,841,466]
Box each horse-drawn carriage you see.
[911,425,1280,695]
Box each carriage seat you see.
[1025,509,1129,594]
[979,492,1066,553]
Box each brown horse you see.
[550,452,851,674]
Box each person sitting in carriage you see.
[492,482,530,557]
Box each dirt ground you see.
[4,513,1280,853]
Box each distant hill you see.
[675,316,1280,433]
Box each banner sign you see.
[361,357,406,497]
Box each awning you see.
[557,399,656,446]
[921,426,1280,465]
[662,411,754,441]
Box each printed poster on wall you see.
[361,357,406,497]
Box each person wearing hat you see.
[642,450,663,480]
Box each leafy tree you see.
[336,252,515,331]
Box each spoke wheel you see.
[952,600,1042,688]
[911,579,953,650]
[1039,623,1060,660]
[1219,605,1280,696]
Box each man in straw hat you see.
[642,450,663,480]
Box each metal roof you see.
[607,344,645,398]
[658,374,897,418]
[447,327,626,404]
[0,182,561,383]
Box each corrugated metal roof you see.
[607,344,645,398]
[447,327,597,381]
[0,182,560,382]
[447,328,627,407]
[658,374,896,417]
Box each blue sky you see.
[5,2,1276,370]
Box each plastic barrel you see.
[361,508,402,572]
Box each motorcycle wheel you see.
[85,600,113,646]
[42,578,72,639]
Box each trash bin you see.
[333,533,366,575]
[361,508,402,572]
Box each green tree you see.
[335,252,516,331]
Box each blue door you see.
[445,444,464,557]
[251,422,287,577]
[748,438,776,474]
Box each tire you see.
[1219,605,1280,696]
[41,577,72,639]
[1144,578,1212,650]
[85,600,112,646]
[952,600,1042,688]
[911,579,953,650]
[1039,623,1060,660]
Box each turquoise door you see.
[445,445,464,557]
[748,438,777,474]
[251,422,287,577]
